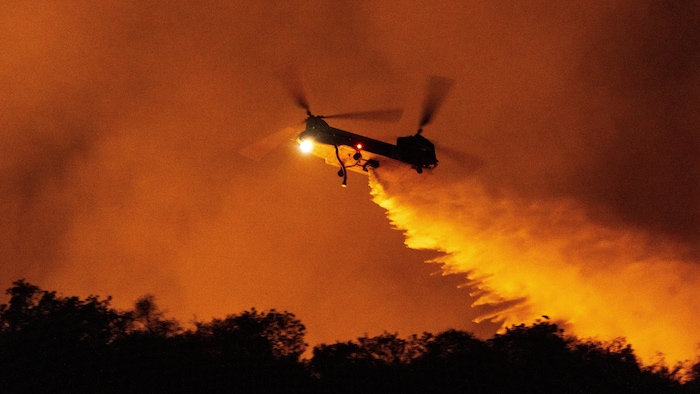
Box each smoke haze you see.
[1,0,698,364]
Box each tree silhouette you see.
[190,308,310,392]
[0,279,126,391]
[685,360,700,393]
[129,294,181,336]
[411,329,496,393]
[311,332,420,392]
[487,320,579,392]
[1,280,696,393]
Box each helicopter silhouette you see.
[241,71,454,186]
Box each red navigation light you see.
[355,143,363,151]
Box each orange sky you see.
[1,1,698,364]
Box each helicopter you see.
[241,72,454,186]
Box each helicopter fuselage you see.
[297,116,437,178]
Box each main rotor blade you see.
[239,126,300,161]
[433,142,485,174]
[419,76,455,128]
[323,108,404,123]
[276,65,310,113]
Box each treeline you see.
[1,280,698,393]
